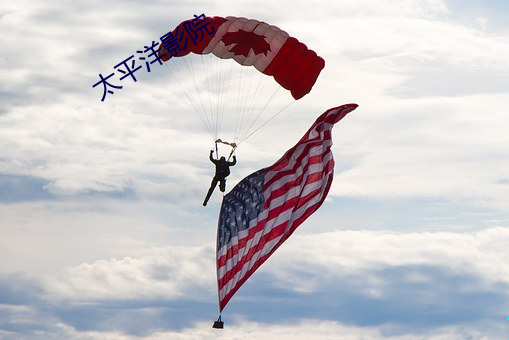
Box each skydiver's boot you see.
[203,189,212,206]
[203,181,217,206]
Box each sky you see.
[1,0,508,339]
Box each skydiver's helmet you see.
[220,157,226,162]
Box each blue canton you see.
[217,170,265,249]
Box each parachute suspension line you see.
[240,99,295,144]
[238,66,255,138]
[200,54,216,140]
[203,54,225,141]
[227,144,237,162]
[236,73,274,143]
[208,55,219,140]
[214,56,235,142]
[233,65,245,144]
[237,67,306,143]
[231,64,275,146]
[234,64,245,143]
[242,82,282,136]
[235,66,264,144]
[163,55,297,148]
[181,57,216,141]
[162,60,215,140]
[201,54,235,143]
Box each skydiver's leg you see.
[219,178,226,192]
[203,178,219,206]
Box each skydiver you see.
[203,149,236,206]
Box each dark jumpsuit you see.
[203,151,236,206]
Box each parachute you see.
[158,15,325,148]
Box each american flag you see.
[216,103,358,311]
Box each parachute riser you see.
[227,147,236,162]
[215,138,237,161]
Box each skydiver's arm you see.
[209,150,215,162]
[229,156,237,166]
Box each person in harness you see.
[203,148,237,206]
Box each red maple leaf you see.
[222,30,271,57]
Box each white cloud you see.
[4,317,503,340]
[142,320,501,340]
[0,200,218,275]
[44,244,216,302]
[330,93,509,210]
[36,227,509,315]
[1,225,508,338]
[267,227,509,292]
